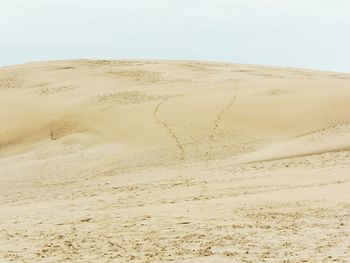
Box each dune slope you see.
[0,60,350,262]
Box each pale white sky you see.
[1,0,349,72]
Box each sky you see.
[0,0,349,72]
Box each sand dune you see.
[0,60,349,262]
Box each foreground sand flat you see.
[0,60,349,262]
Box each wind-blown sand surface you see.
[0,60,349,262]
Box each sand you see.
[0,60,349,262]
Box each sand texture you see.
[0,60,350,262]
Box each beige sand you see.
[0,60,349,262]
